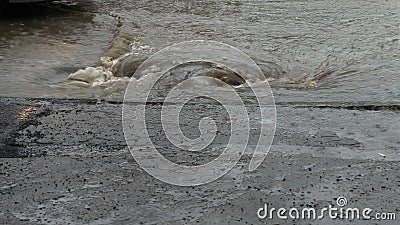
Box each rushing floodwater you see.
[0,0,399,103]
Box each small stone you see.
[378,153,387,158]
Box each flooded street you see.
[1,1,400,225]
[0,1,115,98]
[0,0,399,102]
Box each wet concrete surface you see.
[0,97,399,224]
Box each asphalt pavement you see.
[0,97,399,224]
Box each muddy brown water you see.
[0,0,399,103]
[0,2,400,224]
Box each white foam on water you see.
[67,67,113,84]
[63,38,154,89]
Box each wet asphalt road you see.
[1,0,400,224]
[0,97,399,224]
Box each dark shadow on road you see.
[0,1,96,19]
